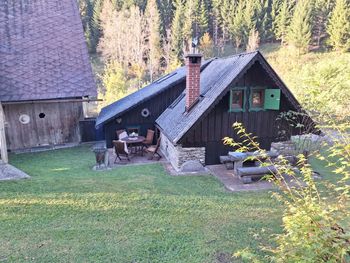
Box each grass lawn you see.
[0,145,335,262]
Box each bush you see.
[224,122,350,262]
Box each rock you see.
[0,162,30,181]
[180,160,205,173]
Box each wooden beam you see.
[1,98,102,105]
[0,102,8,163]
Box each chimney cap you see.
[185,53,203,58]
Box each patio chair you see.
[145,137,161,160]
[143,129,155,148]
[116,129,128,140]
[113,140,130,162]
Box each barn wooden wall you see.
[3,101,83,150]
[180,62,297,165]
[0,102,8,162]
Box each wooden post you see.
[0,102,8,163]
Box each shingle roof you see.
[0,0,96,102]
[95,59,214,127]
[156,52,260,143]
[157,51,304,144]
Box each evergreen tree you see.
[157,0,173,35]
[144,0,162,81]
[211,0,222,45]
[274,0,291,44]
[229,0,245,52]
[198,0,209,36]
[183,0,200,52]
[220,0,233,43]
[313,0,333,46]
[259,0,273,41]
[90,0,103,53]
[327,0,350,51]
[170,0,185,64]
[271,0,282,34]
[287,0,313,53]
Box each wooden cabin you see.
[95,60,213,147]
[96,51,305,171]
[0,0,96,151]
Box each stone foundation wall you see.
[160,133,206,171]
[271,141,296,156]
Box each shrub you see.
[224,122,350,262]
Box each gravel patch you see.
[0,161,30,181]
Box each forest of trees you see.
[78,0,350,110]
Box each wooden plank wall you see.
[3,101,83,150]
[0,102,8,163]
[104,82,185,148]
[181,62,298,165]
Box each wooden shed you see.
[0,0,96,151]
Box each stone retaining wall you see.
[270,141,296,156]
[160,133,206,171]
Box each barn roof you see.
[95,59,214,127]
[156,51,301,144]
[0,0,96,102]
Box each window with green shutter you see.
[249,87,265,111]
[264,89,281,110]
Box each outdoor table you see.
[121,136,145,155]
[228,151,277,174]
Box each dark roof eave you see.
[95,76,186,128]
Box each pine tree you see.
[259,0,273,41]
[271,0,282,34]
[274,0,291,44]
[183,0,200,52]
[144,0,162,81]
[313,0,333,47]
[287,0,313,54]
[170,0,185,64]
[229,0,245,52]
[157,0,173,35]
[327,0,350,51]
[220,0,233,44]
[198,0,209,36]
[211,0,222,45]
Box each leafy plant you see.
[224,122,350,262]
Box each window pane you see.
[252,90,264,107]
[231,90,243,109]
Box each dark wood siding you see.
[79,118,96,142]
[4,101,83,150]
[180,62,298,165]
[104,82,185,148]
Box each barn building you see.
[0,0,96,151]
[96,51,304,171]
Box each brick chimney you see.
[185,53,202,111]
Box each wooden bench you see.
[219,155,234,170]
[236,165,278,184]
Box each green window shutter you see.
[264,89,281,110]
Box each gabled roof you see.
[0,0,96,102]
[95,59,213,127]
[156,51,301,144]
